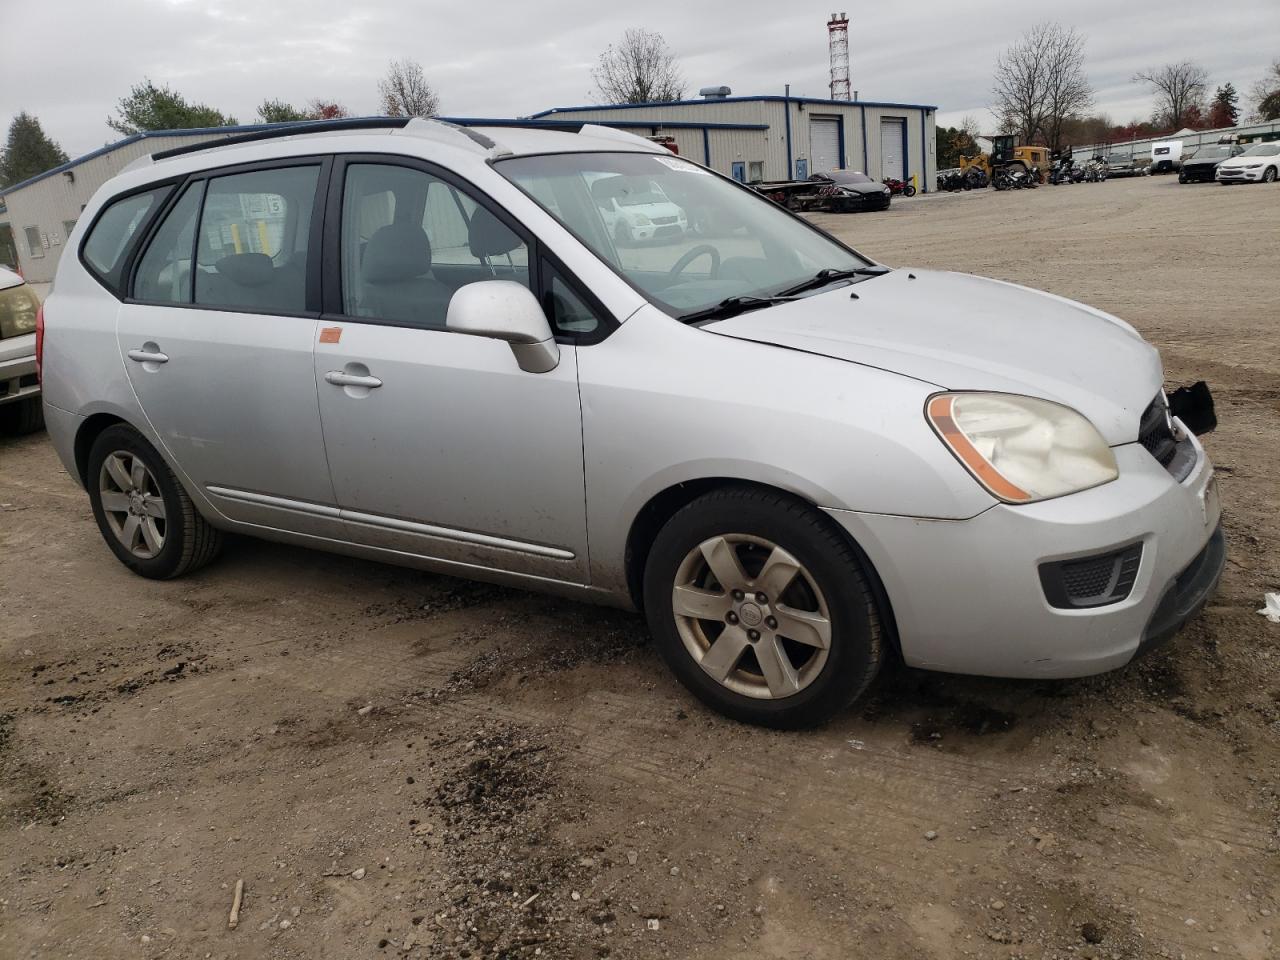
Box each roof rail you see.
[150,117,412,162]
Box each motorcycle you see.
[883,177,917,197]
[1049,156,1076,185]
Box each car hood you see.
[1217,155,1267,169]
[706,269,1162,444]
[830,180,889,195]
[621,201,683,219]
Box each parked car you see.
[0,265,43,433]
[42,119,1224,728]
[808,170,892,211]
[587,173,688,244]
[1103,153,1139,177]
[1179,144,1244,183]
[1215,142,1280,184]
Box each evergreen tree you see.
[0,112,70,187]
[108,79,236,135]
[1208,83,1240,128]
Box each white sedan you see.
[1215,142,1280,184]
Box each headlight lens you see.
[0,283,40,340]
[926,393,1118,503]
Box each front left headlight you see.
[0,283,40,340]
[926,393,1118,504]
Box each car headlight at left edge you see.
[926,392,1119,504]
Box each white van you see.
[1150,140,1184,174]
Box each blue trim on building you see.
[702,127,711,165]
[921,111,929,193]
[860,106,869,173]
[901,120,910,185]
[783,96,793,179]
[836,117,846,170]
[530,94,939,117]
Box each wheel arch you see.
[74,412,128,487]
[624,477,901,657]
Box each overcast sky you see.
[4,0,1277,158]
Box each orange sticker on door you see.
[319,326,342,344]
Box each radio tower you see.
[827,13,850,100]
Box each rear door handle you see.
[127,348,169,364]
[324,371,383,389]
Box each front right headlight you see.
[926,393,1118,504]
[0,283,40,340]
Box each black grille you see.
[1040,543,1144,609]
[1138,395,1177,466]
[19,373,37,387]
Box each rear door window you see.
[82,187,170,291]
[133,183,204,304]
[194,166,320,314]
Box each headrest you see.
[215,252,274,287]
[363,223,432,283]
[468,207,522,259]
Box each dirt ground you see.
[2,174,1278,960]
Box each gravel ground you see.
[2,174,1278,960]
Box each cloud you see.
[3,0,1277,157]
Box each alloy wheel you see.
[671,534,831,700]
[99,451,167,559]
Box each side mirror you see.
[446,280,559,373]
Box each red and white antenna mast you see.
[827,12,850,100]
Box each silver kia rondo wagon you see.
[41,118,1224,727]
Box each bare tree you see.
[992,23,1092,151]
[590,28,684,104]
[379,59,440,118]
[1249,59,1280,121]
[1134,61,1209,130]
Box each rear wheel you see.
[643,486,883,728]
[903,184,916,197]
[87,424,223,579]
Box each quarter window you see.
[194,166,319,314]
[340,163,530,329]
[543,263,600,336]
[134,183,203,303]
[82,188,169,288]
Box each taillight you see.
[35,303,45,384]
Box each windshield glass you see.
[1194,146,1232,159]
[1242,143,1280,157]
[826,171,873,184]
[496,152,870,316]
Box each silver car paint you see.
[42,123,1218,681]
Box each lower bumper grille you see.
[1039,542,1144,609]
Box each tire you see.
[87,424,223,579]
[903,184,916,197]
[643,486,884,729]
[1264,166,1278,184]
[1,397,44,434]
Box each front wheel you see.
[87,424,223,579]
[1,397,44,434]
[903,184,916,197]
[1264,166,1278,183]
[643,487,884,728]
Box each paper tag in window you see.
[653,156,712,175]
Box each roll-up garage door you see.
[880,118,906,180]
[809,117,841,173]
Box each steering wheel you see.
[668,244,721,281]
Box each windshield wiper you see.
[677,295,799,324]
[775,265,890,297]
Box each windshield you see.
[825,171,874,184]
[1242,143,1280,157]
[1193,146,1232,159]
[496,151,870,316]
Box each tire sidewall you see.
[643,492,880,727]
[87,425,192,578]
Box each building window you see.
[24,226,45,259]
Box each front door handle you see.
[127,347,169,364]
[324,370,383,389]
